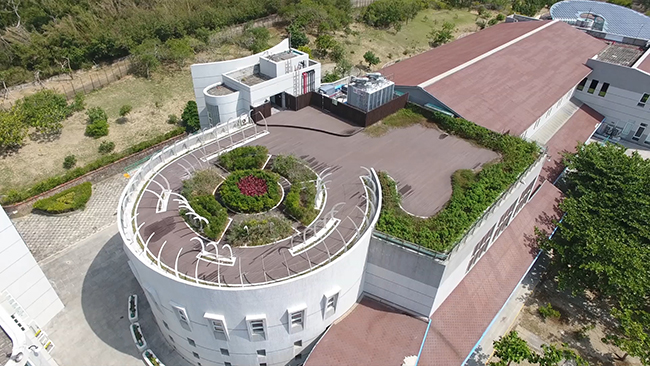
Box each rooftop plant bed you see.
[271,155,317,183]
[284,181,318,226]
[219,169,282,213]
[181,167,223,198]
[143,349,165,366]
[227,214,294,247]
[375,104,540,253]
[218,145,268,171]
[32,181,92,214]
[182,195,229,240]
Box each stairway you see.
[529,98,583,146]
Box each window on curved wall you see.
[576,78,587,91]
[207,104,220,126]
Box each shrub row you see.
[1,127,185,205]
[218,145,268,171]
[271,155,317,183]
[184,195,229,240]
[227,214,294,247]
[375,104,539,252]
[32,182,92,214]
[219,169,281,213]
[284,181,318,226]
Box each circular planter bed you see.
[219,169,282,213]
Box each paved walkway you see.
[13,174,129,262]
[42,225,192,366]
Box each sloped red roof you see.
[381,21,548,86]
[425,22,606,136]
[541,104,603,183]
[418,181,564,365]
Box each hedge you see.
[271,155,317,183]
[284,182,318,226]
[183,195,229,240]
[227,214,294,247]
[219,169,281,213]
[218,145,268,171]
[32,182,92,214]
[1,127,185,205]
[375,104,540,253]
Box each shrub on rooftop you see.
[227,214,294,247]
[375,104,540,252]
[182,168,223,199]
[271,155,317,183]
[183,195,229,240]
[219,169,281,213]
[218,145,268,171]
[32,182,92,214]
[284,181,318,226]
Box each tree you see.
[131,39,162,79]
[330,43,345,63]
[287,23,309,48]
[542,142,650,365]
[297,46,313,59]
[0,107,27,151]
[429,21,456,47]
[238,27,270,54]
[164,38,193,68]
[315,34,336,55]
[181,101,200,133]
[361,0,421,31]
[85,107,109,138]
[363,51,380,68]
[334,58,352,76]
[491,331,532,366]
[16,89,69,138]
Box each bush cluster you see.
[119,104,133,117]
[183,195,229,240]
[1,127,185,205]
[284,182,318,226]
[219,170,281,213]
[218,145,268,171]
[227,214,294,247]
[271,155,317,183]
[98,141,116,154]
[538,303,561,320]
[85,107,109,138]
[361,0,421,31]
[181,101,200,133]
[375,104,539,252]
[63,155,77,169]
[32,182,92,214]
[181,168,223,199]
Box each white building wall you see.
[520,88,576,139]
[124,225,373,366]
[430,155,545,314]
[191,40,291,127]
[0,208,63,327]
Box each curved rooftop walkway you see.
[134,108,497,286]
[551,0,650,40]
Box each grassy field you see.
[0,70,194,193]
[334,8,484,70]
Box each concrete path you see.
[41,225,192,366]
[464,254,549,365]
[13,174,129,262]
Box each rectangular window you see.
[587,79,599,94]
[171,304,191,331]
[633,123,647,141]
[220,348,229,356]
[188,338,196,347]
[192,352,200,359]
[225,363,232,366]
[576,78,587,91]
[289,309,305,333]
[295,354,303,361]
[324,291,339,318]
[246,316,267,342]
[598,82,609,97]
[257,350,267,356]
[534,118,540,129]
[294,340,303,347]
[205,314,229,341]
[467,225,495,272]
[163,321,169,330]
[169,335,174,343]
[495,202,517,238]
[639,93,649,107]
[515,181,536,214]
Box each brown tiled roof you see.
[418,181,564,365]
[541,104,603,183]
[305,297,428,366]
[382,21,548,86]
[637,49,650,73]
[425,22,606,136]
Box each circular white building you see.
[117,116,381,366]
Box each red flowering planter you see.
[219,169,281,213]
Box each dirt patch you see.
[0,70,194,192]
[514,275,641,366]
